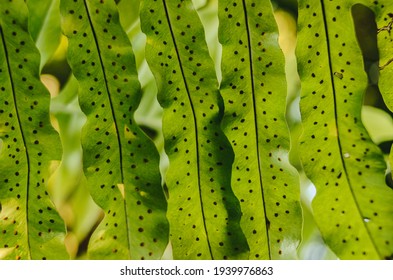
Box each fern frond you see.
[297,0,393,259]
[27,0,62,69]
[60,0,168,260]
[218,0,302,260]
[141,0,249,260]
[0,0,67,260]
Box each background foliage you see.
[1,0,393,260]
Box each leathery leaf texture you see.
[218,0,302,259]
[297,0,393,259]
[60,0,168,259]
[0,0,68,260]
[141,0,249,259]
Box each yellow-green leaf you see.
[141,0,249,260]
[297,0,393,260]
[218,0,302,259]
[60,0,168,260]
[0,0,68,260]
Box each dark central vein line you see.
[319,0,380,257]
[242,0,271,259]
[0,27,31,259]
[82,0,131,258]
[161,0,213,258]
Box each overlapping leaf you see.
[368,1,393,183]
[374,0,393,110]
[27,0,62,69]
[0,0,67,260]
[218,0,302,259]
[60,0,168,260]
[297,0,393,259]
[141,0,248,260]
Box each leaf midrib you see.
[82,0,131,258]
[0,26,32,259]
[241,0,271,259]
[161,0,213,258]
[319,0,380,258]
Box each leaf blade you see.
[297,0,393,260]
[375,1,393,112]
[27,0,62,68]
[0,0,68,260]
[141,0,249,260]
[60,0,168,260]
[218,0,302,260]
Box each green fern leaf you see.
[0,0,68,260]
[141,0,249,259]
[370,1,393,191]
[27,0,62,69]
[218,0,302,260]
[374,1,393,107]
[60,0,168,260]
[297,0,393,259]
